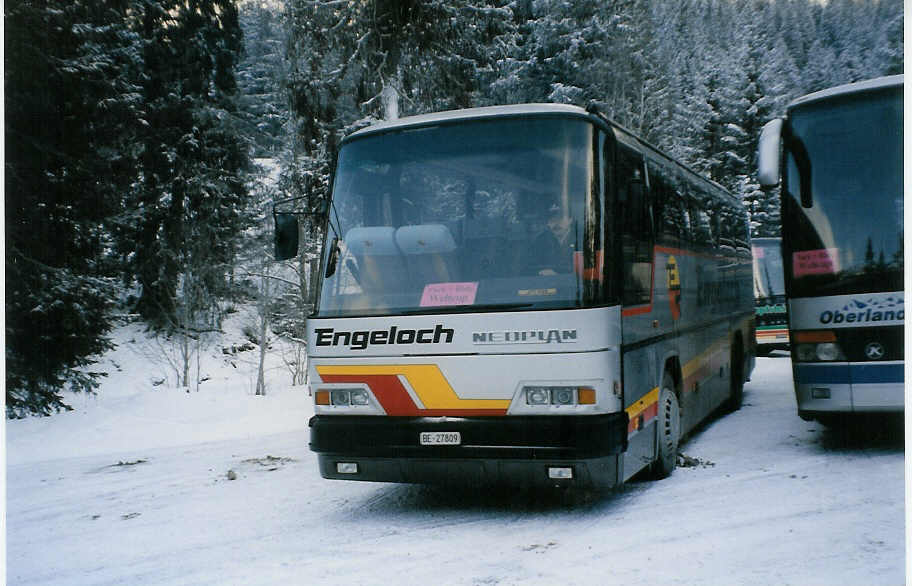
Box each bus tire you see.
[651,373,681,479]
[726,338,744,411]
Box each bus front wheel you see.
[651,373,681,479]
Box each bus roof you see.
[345,104,592,142]
[788,74,903,110]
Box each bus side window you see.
[678,189,692,242]
[718,206,735,251]
[690,197,714,249]
[650,161,681,246]
[619,147,653,305]
[708,203,721,252]
[723,203,749,253]
[737,216,751,252]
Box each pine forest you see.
[5,0,903,416]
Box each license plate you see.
[419,431,461,446]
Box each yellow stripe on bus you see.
[681,337,729,380]
[315,364,511,410]
[627,387,659,419]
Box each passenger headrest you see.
[395,224,457,255]
[344,227,399,255]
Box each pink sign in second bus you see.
[420,282,479,307]
[793,248,840,277]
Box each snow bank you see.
[7,317,313,466]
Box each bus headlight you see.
[552,388,574,405]
[794,331,845,362]
[351,389,370,405]
[314,387,380,412]
[523,386,596,406]
[815,342,841,361]
[526,388,551,405]
[330,389,353,405]
[796,344,817,362]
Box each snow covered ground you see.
[6,322,906,585]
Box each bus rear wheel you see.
[651,373,681,479]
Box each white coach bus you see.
[276,104,755,488]
[757,76,904,423]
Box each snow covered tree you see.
[129,0,252,328]
[284,0,513,135]
[493,1,632,111]
[237,1,288,156]
[281,0,514,240]
[5,0,141,416]
[876,0,904,76]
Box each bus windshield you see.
[783,87,903,297]
[752,238,785,300]
[316,117,609,318]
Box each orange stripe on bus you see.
[316,365,510,416]
[793,330,836,343]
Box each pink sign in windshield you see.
[793,248,840,277]
[420,282,479,307]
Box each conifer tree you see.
[5,0,141,415]
[130,0,250,328]
[237,1,287,155]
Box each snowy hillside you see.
[7,314,313,467]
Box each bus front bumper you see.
[794,362,905,418]
[309,413,629,489]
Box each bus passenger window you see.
[650,162,684,245]
[619,149,653,305]
[717,207,734,250]
[690,202,714,248]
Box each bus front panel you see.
[789,294,904,416]
[306,307,627,488]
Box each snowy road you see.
[7,355,905,585]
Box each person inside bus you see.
[526,203,577,276]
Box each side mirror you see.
[273,195,331,261]
[757,118,783,188]
[274,213,300,261]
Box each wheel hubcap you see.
[661,391,680,451]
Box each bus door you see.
[616,139,658,475]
